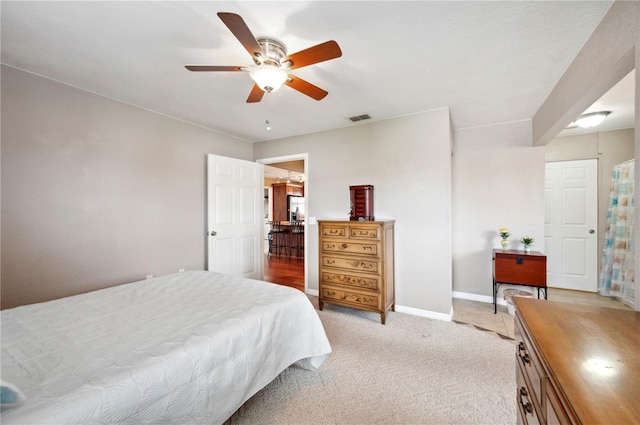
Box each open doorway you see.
[544,69,635,310]
[258,154,308,293]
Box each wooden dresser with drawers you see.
[513,296,639,425]
[318,220,395,324]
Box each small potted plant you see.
[498,228,510,250]
[520,237,534,252]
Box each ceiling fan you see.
[185,12,342,103]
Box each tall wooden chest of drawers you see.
[318,220,395,324]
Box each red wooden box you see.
[493,249,546,287]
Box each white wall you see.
[1,66,252,309]
[452,137,546,298]
[253,109,454,318]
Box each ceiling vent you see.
[348,114,372,122]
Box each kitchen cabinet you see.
[272,183,303,221]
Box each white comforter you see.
[1,271,331,424]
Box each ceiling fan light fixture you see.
[250,64,288,93]
[574,111,610,128]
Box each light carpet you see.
[225,299,516,425]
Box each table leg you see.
[493,277,497,314]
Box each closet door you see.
[544,159,597,292]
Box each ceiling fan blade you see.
[185,65,246,72]
[284,75,328,101]
[285,40,342,70]
[217,12,264,59]
[246,84,265,103]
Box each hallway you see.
[263,254,304,292]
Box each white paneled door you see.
[207,154,262,278]
[544,159,598,292]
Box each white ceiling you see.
[557,68,635,137]
[264,163,304,181]
[2,1,632,144]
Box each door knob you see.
[589,229,595,234]
[209,230,217,236]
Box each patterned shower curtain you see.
[598,159,635,306]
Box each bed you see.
[0,271,331,424]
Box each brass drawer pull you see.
[355,230,371,236]
[325,274,374,287]
[519,387,533,414]
[518,341,530,365]
[357,279,373,287]
[352,261,373,269]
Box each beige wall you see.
[254,109,454,317]
[451,118,548,302]
[452,142,546,298]
[1,66,252,309]
[546,129,635,275]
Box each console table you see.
[493,249,546,313]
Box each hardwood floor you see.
[263,253,304,292]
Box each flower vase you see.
[501,239,508,250]
[524,244,531,253]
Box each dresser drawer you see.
[321,271,379,290]
[516,360,541,425]
[515,315,545,410]
[320,224,348,238]
[321,287,379,308]
[546,381,572,425]
[349,225,380,240]
[321,255,379,274]
[321,240,379,257]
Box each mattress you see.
[1,271,331,424]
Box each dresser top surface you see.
[514,297,640,424]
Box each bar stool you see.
[269,221,288,257]
[288,221,304,258]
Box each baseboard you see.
[395,304,453,322]
[306,288,319,297]
[453,291,507,306]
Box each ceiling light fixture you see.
[250,64,288,93]
[275,170,304,184]
[574,111,610,128]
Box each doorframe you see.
[257,153,309,294]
